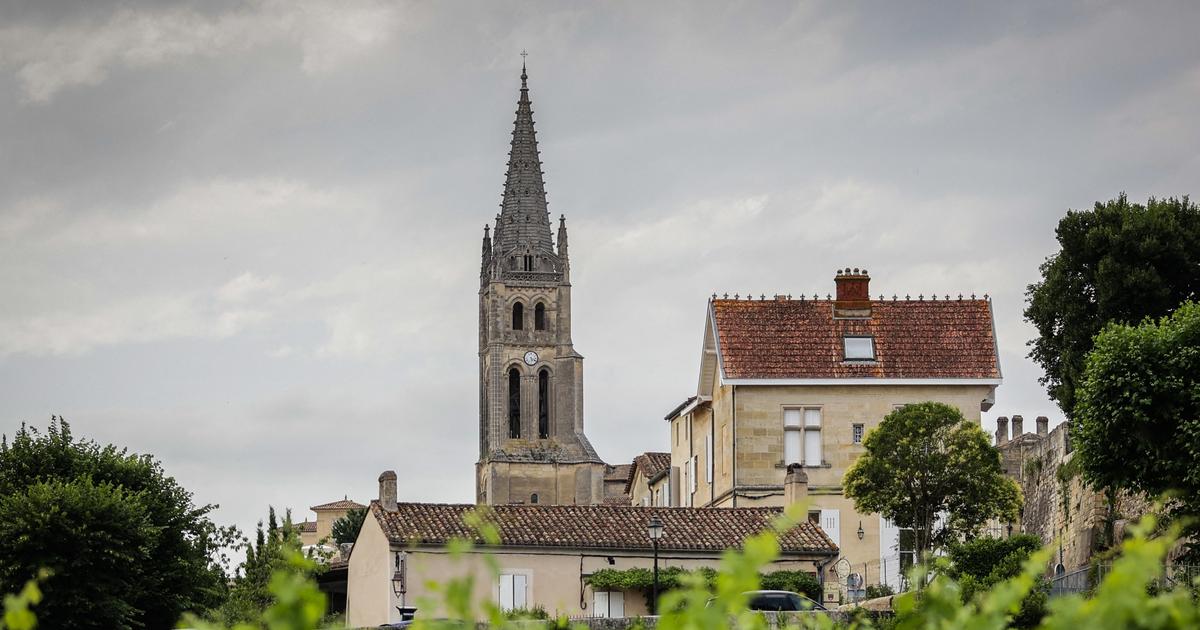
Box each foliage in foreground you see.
[1074,301,1200,555]
[1024,193,1200,417]
[214,507,324,627]
[844,402,1022,565]
[945,534,1047,628]
[0,417,239,629]
[5,506,1200,629]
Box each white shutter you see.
[610,591,624,617]
[690,457,697,493]
[784,410,802,464]
[499,574,514,610]
[705,433,714,483]
[879,517,901,589]
[593,591,609,618]
[819,509,841,546]
[513,574,527,609]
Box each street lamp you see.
[857,521,865,541]
[647,516,664,615]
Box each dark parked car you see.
[744,590,826,612]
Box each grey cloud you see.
[2,0,1199,539]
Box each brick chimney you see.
[1011,415,1024,438]
[995,416,1009,445]
[1036,416,1049,436]
[833,268,872,318]
[378,470,398,512]
[783,463,809,505]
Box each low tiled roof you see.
[712,298,1000,379]
[625,452,672,493]
[604,464,632,482]
[664,396,698,421]
[297,520,317,533]
[602,495,632,506]
[311,498,366,511]
[371,502,836,554]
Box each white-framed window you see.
[498,573,528,611]
[853,423,864,444]
[785,408,823,466]
[843,336,875,361]
[705,433,713,483]
[593,590,624,618]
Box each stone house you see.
[668,269,1002,594]
[625,452,672,507]
[346,472,838,626]
[298,497,366,548]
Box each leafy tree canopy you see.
[331,508,367,545]
[1025,194,1200,416]
[214,507,321,626]
[1074,301,1200,522]
[843,402,1022,564]
[0,417,239,629]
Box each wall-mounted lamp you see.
[856,521,865,541]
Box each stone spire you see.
[496,62,554,253]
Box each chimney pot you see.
[783,463,809,505]
[1036,416,1049,436]
[996,416,1009,445]
[1011,415,1024,437]
[378,470,398,512]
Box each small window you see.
[534,303,546,330]
[512,302,524,330]
[498,573,528,611]
[808,510,821,525]
[843,336,875,361]
[853,423,864,444]
[530,493,538,504]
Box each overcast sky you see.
[2,1,1198,538]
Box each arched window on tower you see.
[538,368,550,439]
[508,368,521,439]
[512,302,524,330]
[534,303,546,331]
[530,493,539,504]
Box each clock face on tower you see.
[523,351,539,366]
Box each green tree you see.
[945,534,1047,628]
[0,418,238,629]
[843,402,1022,569]
[1025,194,1200,417]
[1074,302,1200,542]
[217,507,322,626]
[330,508,366,545]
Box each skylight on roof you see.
[843,336,875,361]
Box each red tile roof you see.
[297,520,318,533]
[711,298,1000,380]
[625,452,672,493]
[311,499,366,511]
[371,502,836,554]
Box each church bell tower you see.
[476,62,606,505]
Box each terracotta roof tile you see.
[602,495,632,506]
[371,502,836,554]
[712,299,1000,379]
[311,499,366,511]
[297,520,317,533]
[625,452,672,493]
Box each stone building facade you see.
[995,417,1152,573]
[668,269,1004,595]
[476,64,606,505]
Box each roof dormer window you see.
[843,336,875,361]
